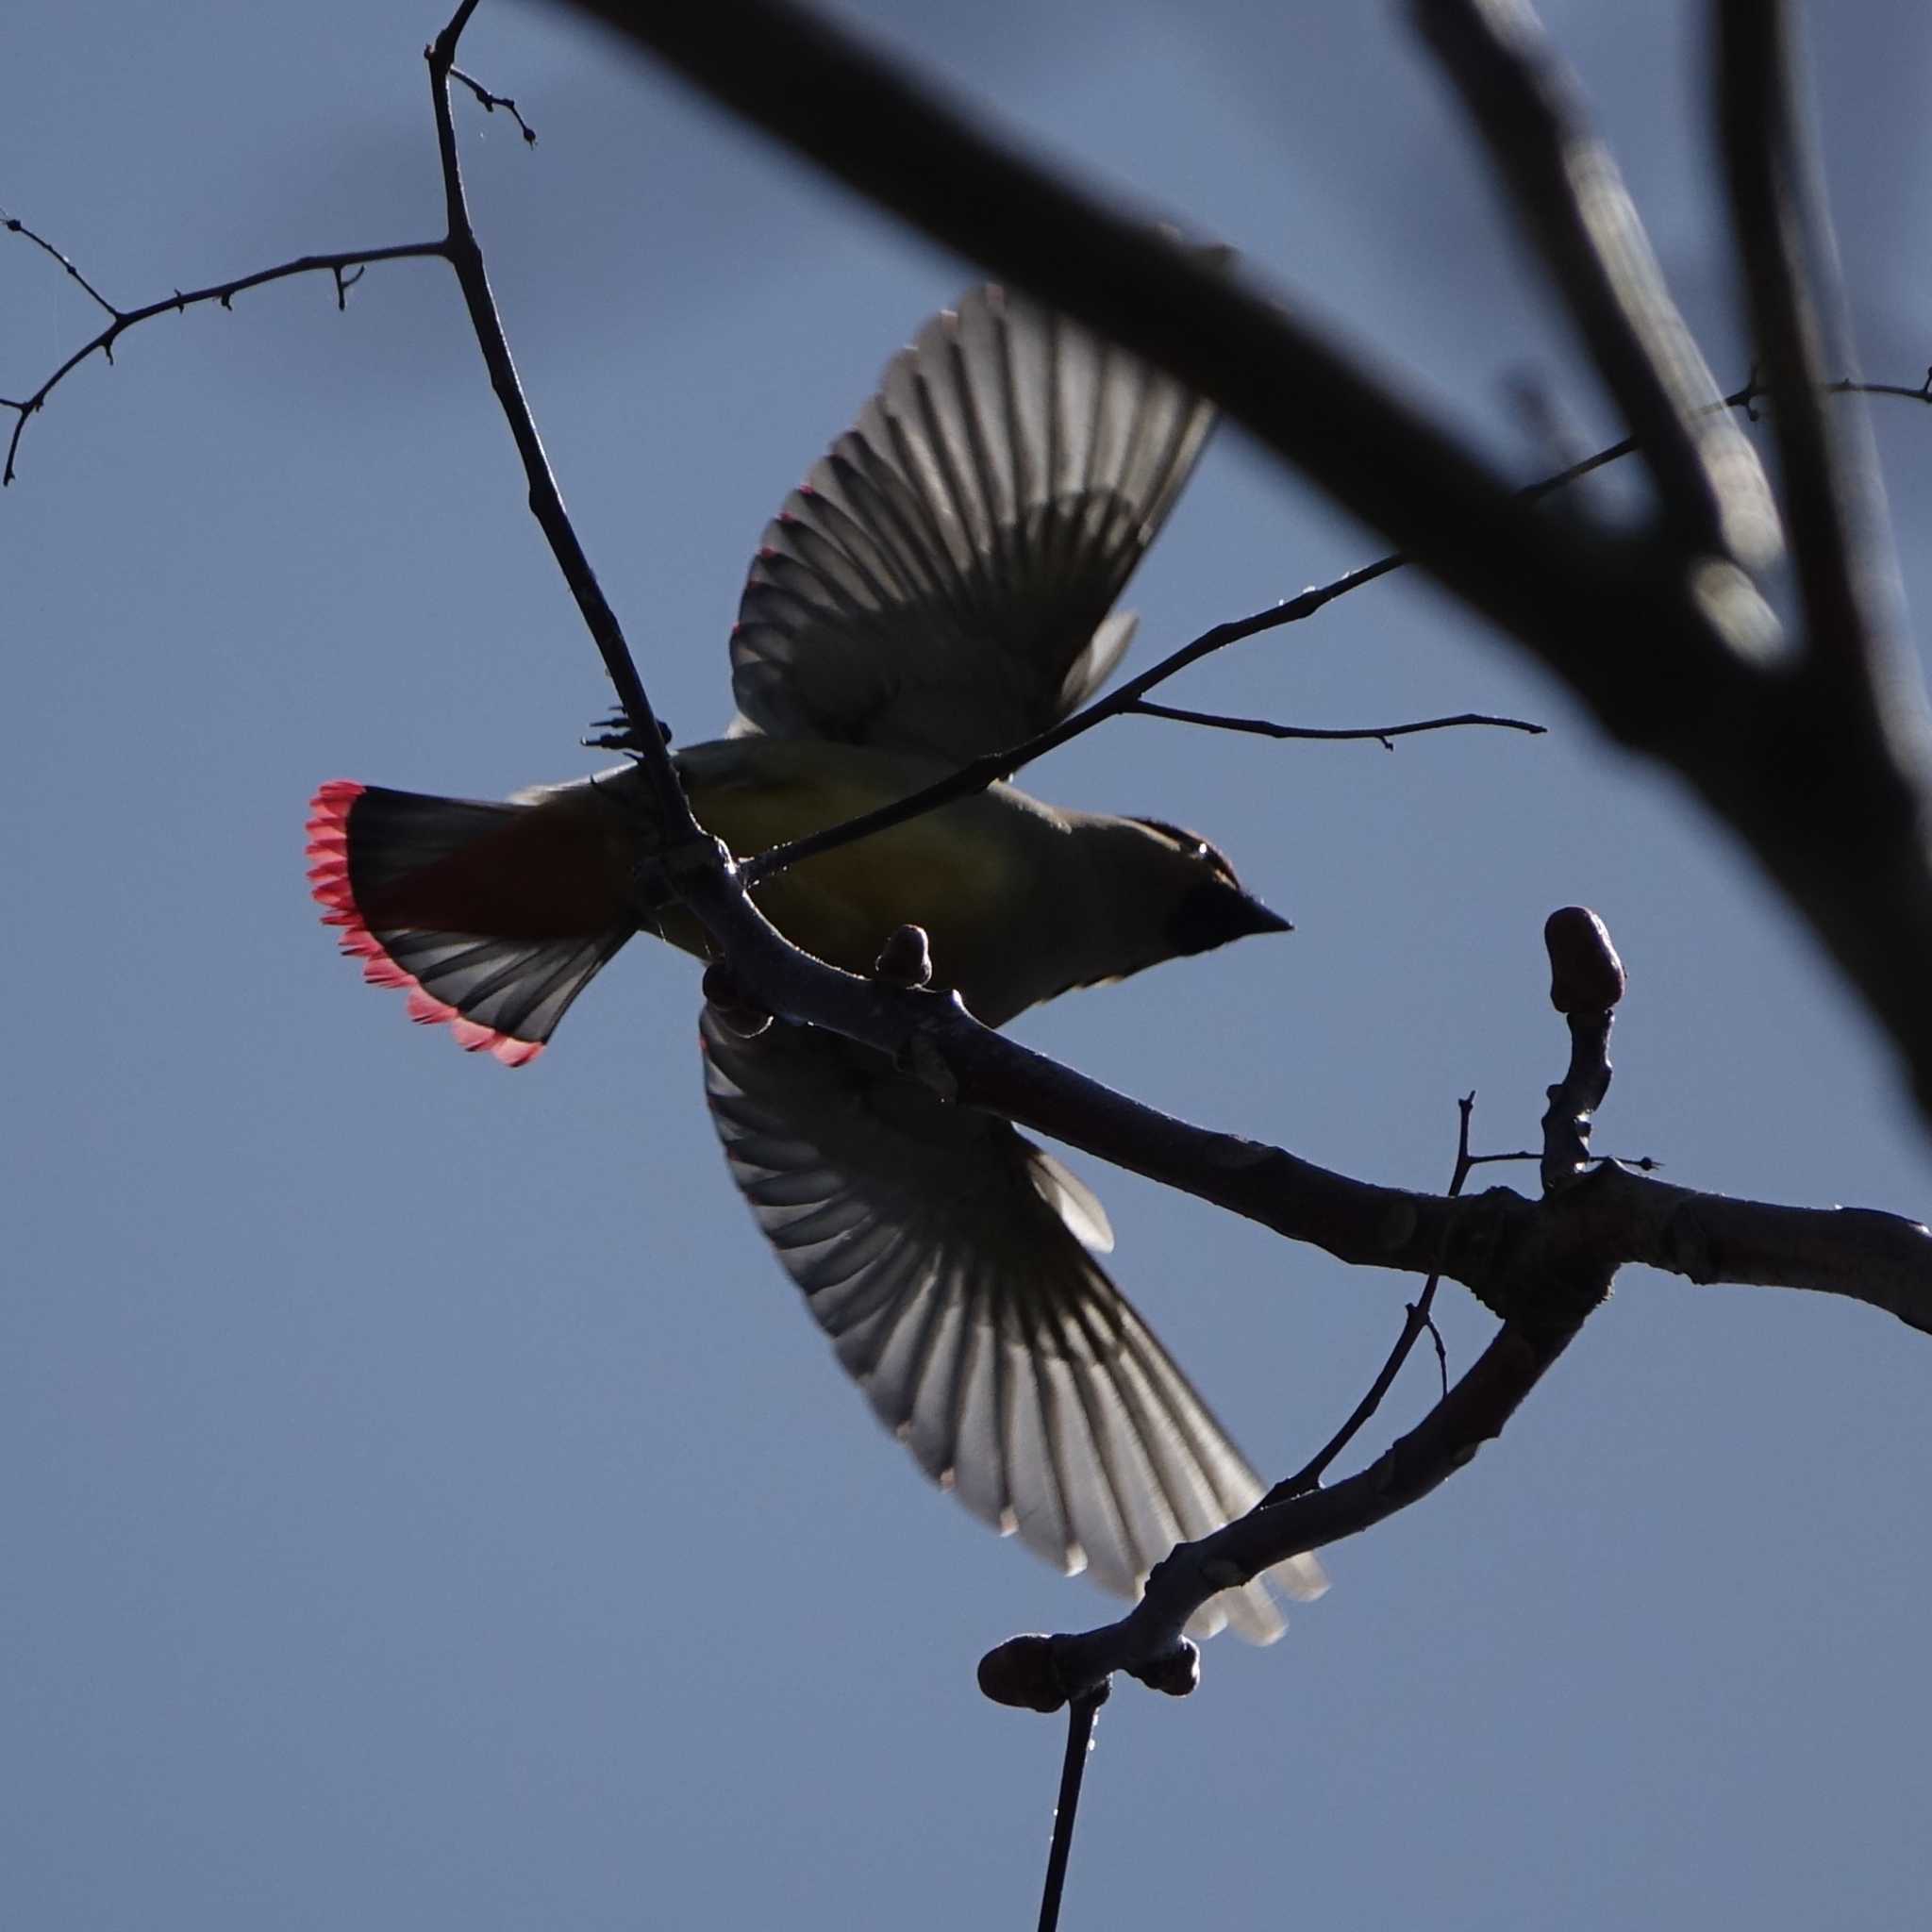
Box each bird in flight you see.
[307,276,1325,1640]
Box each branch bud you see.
[1544,907,1625,1013]
[874,923,934,988]
[976,1634,1068,1712]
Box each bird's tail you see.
[307,779,635,1066]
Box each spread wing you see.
[699,1008,1326,1641]
[728,276,1217,762]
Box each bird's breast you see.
[669,741,1067,1019]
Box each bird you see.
[306,276,1327,1641]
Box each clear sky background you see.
[6,4,1930,1927]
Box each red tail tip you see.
[305,780,545,1069]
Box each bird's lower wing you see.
[698,1009,1326,1642]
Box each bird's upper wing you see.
[699,1008,1326,1641]
[727,276,1217,762]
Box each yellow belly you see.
[672,744,1036,988]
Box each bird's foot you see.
[583,708,673,753]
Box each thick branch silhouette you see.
[8,8,1926,1353]
[11,6,1932,1921]
[569,0,1932,1135]
[317,8,1932,1357]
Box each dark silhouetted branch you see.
[738,373,1918,887]
[1266,1093,1477,1505]
[1717,1,1912,713]
[450,65,539,143]
[565,0,1932,1134]
[1035,1690,1107,1932]
[1125,700,1545,750]
[1414,0,1775,564]
[0,236,445,484]
[425,1,692,835]
[978,907,1630,1723]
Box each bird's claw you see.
[583,708,673,753]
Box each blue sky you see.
[5,3,1930,1926]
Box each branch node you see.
[1124,1638,1198,1698]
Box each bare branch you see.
[0,237,446,484]
[1125,699,1545,750]
[411,12,1932,1353]
[1413,0,1777,565]
[424,2,693,839]
[450,65,539,144]
[2,209,118,314]
[394,9,1932,1361]
[738,570,1410,887]
[672,849,1932,1340]
[1266,1093,1478,1505]
[1036,1690,1107,1932]
[1027,1310,1591,1705]
[978,908,1630,1711]
[738,373,1921,887]
[567,0,1932,1128]
[1716,2,1914,712]
[567,0,1673,696]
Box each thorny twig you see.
[0,238,446,484]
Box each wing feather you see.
[729,276,1218,759]
[699,1008,1324,1640]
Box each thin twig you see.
[737,374,1912,888]
[451,65,539,143]
[1126,700,1545,750]
[984,1302,1599,1710]
[1,209,118,313]
[1265,1092,1477,1503]
[0,239,446,484]
[425,2,692,836]
[1036,1690,1107,1932]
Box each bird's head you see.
[1124,816,1292,958]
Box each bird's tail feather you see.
[307,779,633,1065]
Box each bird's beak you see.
[1230,891,1293,938]
[1170,879,1294,956]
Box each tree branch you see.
[565,0,1694,701]
[691,859,1932,1336]
[564,0,1932,1132]
[424,2,693,838]
[415,5,1932,1353]
[1716,0,1920,730]
[739,373,1923,887]
[450,65,539,143]
[1414,0,1776,565]
[1124,699,1546,750]
[976,908,1613,1725]
[0,237,446,484]
[1266,1093,1476,1504]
